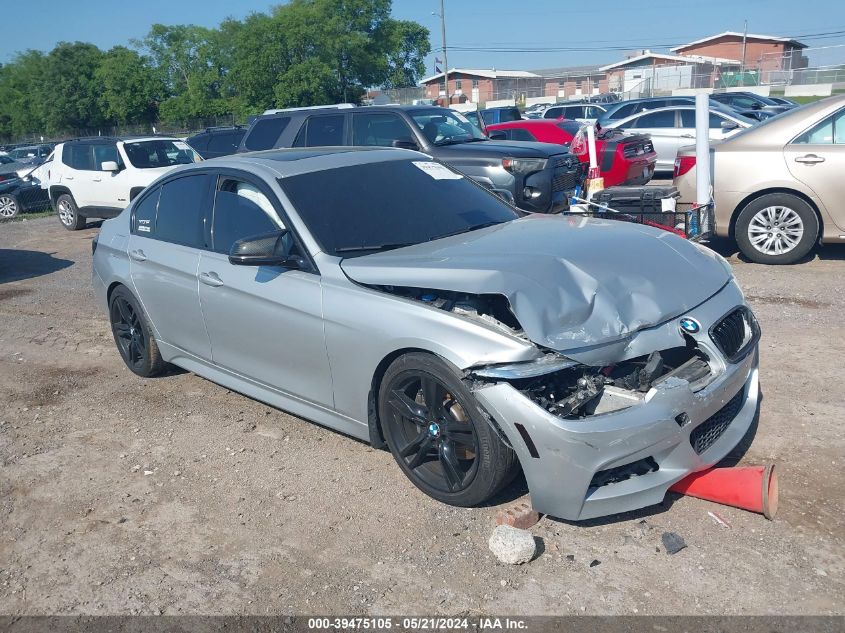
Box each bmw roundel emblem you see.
[679,317,701,334]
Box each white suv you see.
[44,136,201,230]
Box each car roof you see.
[487,119,562,128]
[166,146,423,180]
[59,136,181,145]
[609,105,748,124]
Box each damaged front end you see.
[469,338,715,419]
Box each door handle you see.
[129,249,147,262]
[93,177,102,182]
[680,134,695,138]
[64,176,74,180]
[199,271,224,287]
[794,154,825,164]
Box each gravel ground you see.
[0,216,843,616]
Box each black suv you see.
[238,105,582,213]
[186,126,247,159]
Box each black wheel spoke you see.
[134,333,146,354]
[128,339,139,363]
[389,390,428,424]
[115,299,131,324]
[398,430,428,458]
[407,435,434,470]
[438,441,464,491]
[113,324,131,339]
[421,376,443,417]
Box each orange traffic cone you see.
[669,464,778,520]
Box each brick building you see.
[671,32,808,79]
[418,69,543,104]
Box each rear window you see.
[62,144,94,171]
[153,175,209,248]
[244,117,291,151]
[123,140,199,169]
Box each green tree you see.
[96,47,163,124]
[0,51,49,138]
[382,20,431,89]
[43,42,106,132]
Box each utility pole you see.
[440,0,449,105]
[740,20,748,87]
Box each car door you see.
[128,173,214,360]
[58,143,100,208]
[629,109,682,170]
[196,172,333,407]
[89,142,130,210]
[784,107,845,231]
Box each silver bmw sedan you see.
[92,147,761,521]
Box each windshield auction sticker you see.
[412,161,463,180]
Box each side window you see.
[633,110,676,128]
[544,107,563,119]
[208,133,238,154]
[352,112,413,146]
[92,144,121,170]
[132,187,160,235]
[794,109,845,144]
[154,175,209,248]
[612,103,636,119]
[62,144,94,171]
[211,177,281,254]
[243,117,291,151]
[303,115,346,146]
[509,128,537,141]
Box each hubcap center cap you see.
[428,422,441,438]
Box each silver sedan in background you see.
[92,148,760,521]
[604,105,754,172]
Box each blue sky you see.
[3,0,845,71]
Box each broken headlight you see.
[471,354,578,379]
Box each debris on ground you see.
[589,559,601,568]
[488,525,537,565]
[708,511,732,529]
[495,501,540,530]
[661,532,687,555]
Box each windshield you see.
[0,155,14,164]
[280,159,520,258]
[410,109,488,146]
[122,140,201,169]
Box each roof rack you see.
[262,103,356,115]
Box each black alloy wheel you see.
[108,286,166,377]
[379,352,519,507]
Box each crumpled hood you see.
[340,215,730,352]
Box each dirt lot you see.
[0,216,843,616]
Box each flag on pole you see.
[435,57,443,64]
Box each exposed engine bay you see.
[374,285,716,420]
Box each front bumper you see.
[472,289,760,521]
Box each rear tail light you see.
[674,155,696,178]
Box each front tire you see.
[56,193,86,231]
[0,194,20,219]
[109,286,166,377]
[378,352,519,507]
[735,193,818,264]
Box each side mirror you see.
[101,161,120,172]
[721,120,739,131]
[228,230,304,268]
[391,137,419,151]
[488,130,507,140]
[751,103,763,110]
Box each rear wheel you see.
[56,194,86,231]
[109,286,166,377]
[378,352,519,507]
[0,194,19,219]
[735,193,818,264]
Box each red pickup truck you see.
[486,119,657,187]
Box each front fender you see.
[320,272,540,425]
